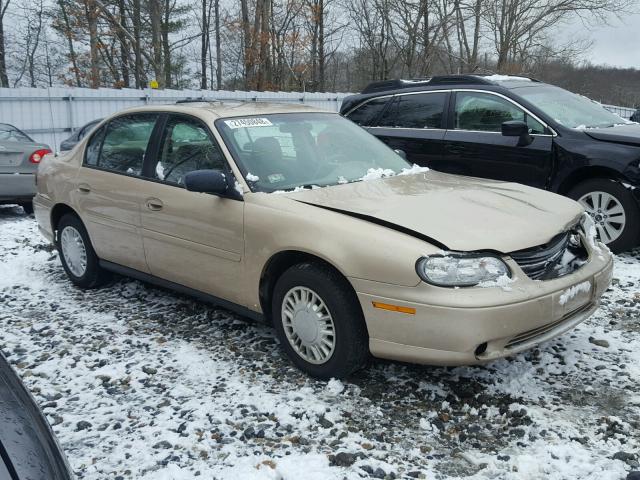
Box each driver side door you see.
[137,113,245,304]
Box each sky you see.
[566,12,640,69]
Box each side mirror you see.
[502,121,533,147]
[394,149,407,160]
[184,169,230,196]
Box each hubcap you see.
[60,226,87,277]
[578,191,626,244]
[281,286,336,365]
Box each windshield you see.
[216,113,410,192]
[515,85,629,129]
[0,123,33,142]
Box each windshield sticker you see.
[224,118,273,129]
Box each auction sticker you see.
[224,118,273,129]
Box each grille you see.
[510,229,587,281]
[505,303,593,349]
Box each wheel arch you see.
[557,166,626,195]
[50,203,80,237]
[258,250,363,325]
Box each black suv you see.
[341,75,640,253]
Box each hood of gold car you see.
[280,170,584,253]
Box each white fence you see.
[0,87,354,150]
[0,86,635,151]
[603,104,636,120]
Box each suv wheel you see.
[272,262,369,379]
[568,178,640,253]
[56,213,109,288]
[20,202,34,215]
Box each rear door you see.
[137,113,245,304]
[442,90,553,188]
[74,113,160,272]
[367,91,449,168]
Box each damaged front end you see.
[509,217,592,281]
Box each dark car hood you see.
[0,352,73,479]
[584,123,640,146]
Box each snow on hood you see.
[280,170,584,253]
[582,123,640,146]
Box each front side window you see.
[378,92,446,129]
[90,114,158,175]
[454,92,545,134]
[346,97,390,126]
[155,116,226,185]
[216,113,410,192]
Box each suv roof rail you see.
[175,98,214,104]
[360,74,538,94]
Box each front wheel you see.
[56,213,109,288]
[568,178,640,253]
[272,263,369,379]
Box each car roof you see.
[360,74,540,94]
[117,101,331,119]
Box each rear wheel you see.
[568,178,640,253]
[56,213,109,288]
[272,262,369,379]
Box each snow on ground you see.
[1,205,639,479]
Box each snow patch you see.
[234,180,244,196]
[484,74,531,82]
[477,274,515,291]
[246,172,260,182]
[359,168,396,181]
[559,281,591,306]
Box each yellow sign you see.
[149,79,159,89]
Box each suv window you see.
[87,114,158,174]
[155,116,226,185]
[346,97,389,126]
[378,92,446,129]
[454,92,545,134]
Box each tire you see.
[271,262,369,379]
[568,178,640,253]
[20,202,34,215]
[56,213,109,288]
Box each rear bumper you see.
[351,252,613,366]
[33,194,54,242]
[0,173,36,203]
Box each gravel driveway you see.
[1,205,639,480]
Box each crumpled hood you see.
[584,123,640,146]
[281,171,583,253]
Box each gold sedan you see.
[33,102,613,378]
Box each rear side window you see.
[378,92,446,129]
[85,126,105,166]
[85,114,159,175]
[454,92,545,134]
[346,97,389,126]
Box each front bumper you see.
[351,249,614,366]
[0,173,36,203]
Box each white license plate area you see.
[0,153,22,166]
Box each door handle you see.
[146,198,163,211]
[78,184,91,193]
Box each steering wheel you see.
[162,150,203,182]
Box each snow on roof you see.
[484,74,532,82]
